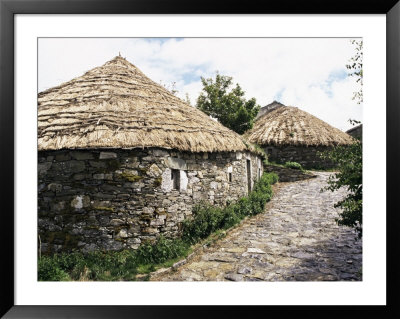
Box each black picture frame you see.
[1,0,399,318]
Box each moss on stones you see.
[117,172,144,182]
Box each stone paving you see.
[151,172,362,281]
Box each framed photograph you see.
[1,0,399,317]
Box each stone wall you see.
[346,124,362,140]
[265,165,316,183]
[38,148,263,254]
[264,145,335,169]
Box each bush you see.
[320,141,362,237]
[182,204,225,243]
[38,249,141,281]
[284,161,303,170]
[182,172,277,241]
[136,236,190,264]
[264,172,279,185]
[38,256,70,281]
[221,204,242,229]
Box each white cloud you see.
[279,78,362,131]
[38,38,362,131]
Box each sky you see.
[38,38,362,131]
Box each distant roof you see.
[38,56,250,153]
[346,124,362,134]
[246,106,355,147]
[256,100,285,119]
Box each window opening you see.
[171,169,180,190]
[246,159,251,193]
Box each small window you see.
[258,168,261,180]
[171,169,180,190]
[246,159,251,193]
[228,172,232,182]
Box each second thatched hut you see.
[38,56,264,254]
[246,102,354,169]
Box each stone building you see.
[346,124,362,140]
[245,103,354,169]
[38,56,263,254]
[255,100,285,120]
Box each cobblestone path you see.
[151,172,362,281]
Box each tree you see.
[321,141,362,237]
[322,39,363,238]
[196,73,260,134]
[346,40,363,104]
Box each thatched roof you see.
[245,106,355,147]
[38,56,251,153]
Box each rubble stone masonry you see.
[38,148,263,254]
[264,145,336,169]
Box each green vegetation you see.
[116,172,144,182]
[183,172,277,243]
[320,141,362,237]
[38,236,192,281]
[284,161,303,171]
[251,143,267,159]
[346,40,363,105]
[196,72,260,134]
[38,172,278,281]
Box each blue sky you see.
[38,38,362,131]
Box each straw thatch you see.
[245,105,355,147]
[38,56,250,153]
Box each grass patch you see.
[284,161,303,171]
[38,172,278,281]
[38,237,191,281]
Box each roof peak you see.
[104,55,134,65]
[112,54,125,60]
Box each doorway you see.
[246,159,251,193]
